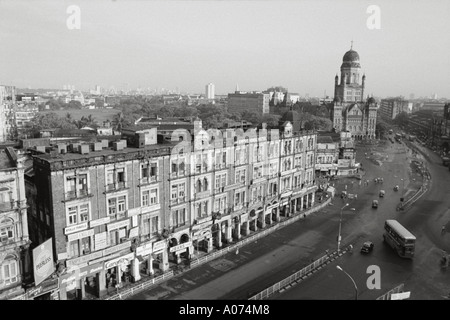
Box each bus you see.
[383,219,416,258]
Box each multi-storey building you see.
[0,147,31,300]
[205,83,215,100]
[227,91,270,115]
[330,47,378,139]
[315,135,339,177]
[27,120,317,300]
[379,98,412,121]
[0,85,16,142]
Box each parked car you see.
[372,200,379,208]
[361,241,374,254]
[379,190,385,197]
[394,185,399,191]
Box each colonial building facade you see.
[28,120,317,300]
[331,47,378,139]
[0,147,31,300]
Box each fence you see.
[376,283,405,300]
[104,270,174,300]
[104,196,332,300]
[248,245,352,300]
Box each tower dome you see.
[342,49,360,62]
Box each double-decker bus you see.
[383,219,416,258]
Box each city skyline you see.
[1,0,449,98]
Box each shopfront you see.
[104,252,135,291]
[26,277,60,300]
[59,261,104,300]
[152,240,169,273]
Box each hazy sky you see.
[0,0,449,98]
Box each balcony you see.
[0,201,17,212]
[64,189,93,202]
[170,197,186,206]
[139,176,158,186]
[105,182,128,193]
[194,190,211,200]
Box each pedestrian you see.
[442,225,446,235]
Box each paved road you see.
[274,138,450,300]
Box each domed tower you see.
[334,44,364,103]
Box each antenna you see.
[351,40,353,50]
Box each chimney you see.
[101,139,109,148]
[113,141,124,151]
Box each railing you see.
[104,270,175,300]
[376,283,405,300]
[248,244,352,300]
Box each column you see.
[216,225,222,248]
[207,237,213,252]
[160,250,169,272]
[245,221,250,235]
[275,208,280,222]
[97,270,107,298]
[131,258,141,282]
[235,221,241,240]
[79,278,86,300]
[146,256,154,275]
[300,196,304,211]
[311,192,315,206]
[226,222,232,243]
[260,212,266,229]
[176,253,182,264]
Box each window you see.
[235,169,246,184]
[215,173,227,190]
[0,220,14,241]
[269,162,278,177]
[107,195,127,219]
[234,190,245,208]
[109,227,127,246]
[172,208,186,228]
[141,162,158,183]
[66,203,90,226]
[151,216,159,235]
[106,167,126,190]
[1,258,18,285]
[295,156,302,167]
[214,196,227,212]
[142,188,158,207]
[253,165,263,179]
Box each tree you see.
[261,114,281,128]
[375,119,389,138]
[393,112,409,128]
[29,112,77,136]
[240,110,261,125]
[303,115,332,131]
[67,100,82,109]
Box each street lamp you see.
[337,203,349,253]
[336,265,358,300]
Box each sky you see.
[0,0,449,98]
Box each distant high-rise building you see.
[206,83,215,99]
[228,91,270,115]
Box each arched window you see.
[197,180,202,193]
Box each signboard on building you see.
[90,217,110,228]
[107,219,130,231]
[104,252,135,269]
[129,227,139,239]
[67,229,94,242]
[64,222,88,235]
[27,277,59,299]
[391,292,411,300]
[169,241,192,253]
[136,242,153,257]
[32,238,54,286]
[153,240,166,253]
[94,232,108,251]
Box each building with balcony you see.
[0,147,31,300]
[24,119,318,300]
